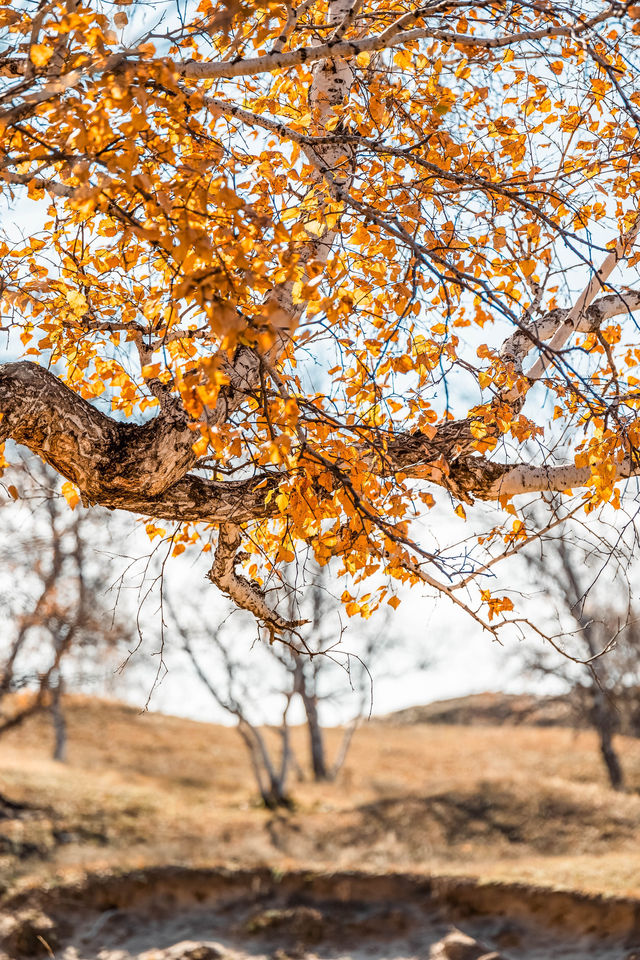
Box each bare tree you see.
[166,557,401,804]
[0,453,135,759]
[168,601,295,809]
[274,565,388,782]
[522,515,640,791]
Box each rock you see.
[429,930,507,960]
[0,909,61,958]
[269,951,306,960]
[138,942,227,960]
[245,906,325,944]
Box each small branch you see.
[178,7,614,80]
[208,523,307,637]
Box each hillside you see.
[381,691,578,728]
[2,695,640,901]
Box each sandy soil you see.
[2,868,639,960]
[4,696,640,900]
[3,699,640,958]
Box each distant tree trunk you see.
[237,720,292,809]
[293,659,329,781]
[302,691,329,781]
[293,657,364,783]
[50,677,67,763]
[591,689,623,790]
[552,538,626,791]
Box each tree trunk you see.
[301,691,328,781]
[50,679,67,763]
[261,781,293,811]
[592,690,623,790]
[237,721,292,809]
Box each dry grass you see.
[2,695,640,898]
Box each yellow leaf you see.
[470,421,488,439]
[192,435,209,457]
[61,481,80,510]
[454,504,466,520]
[369,96,388,125]
[394,49,412,70]
[30,44,54,67]
[67,290,88,317]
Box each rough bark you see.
[208,523,305,630]
[0,362,278,523]
[0,362,195,499]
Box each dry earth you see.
[2,696,640,958]
[3,866,640,960]
[381,692,583,728]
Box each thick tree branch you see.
[0,362,196,499]
[458,456,640,501]
[0,362,283,523]
[178,7,614,80]
[2,357,639,530]
[500,290,640,368]
[504,218,640,402]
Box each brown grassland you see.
[2,695,640,900]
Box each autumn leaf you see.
[1,0,640,641]
[61,482,80,510]
[30,43,54,67]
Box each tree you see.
[521,516,640,790]
[167,560,391,803]
[275,562,387,782]
[169,602,297,808]
[3,0,640,641]
[0,453,135,759]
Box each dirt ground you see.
[3,866,640,960]
[2,695,640,901]
[3,696,640,958]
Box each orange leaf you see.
[61,481,80,510]
[30,44,54,67]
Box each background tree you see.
[2,0,640,646]
[521,510,640,790]
[0,453,135,760]
[169,603,296,808]
[275,562,390,782]
[166,558,397,800]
